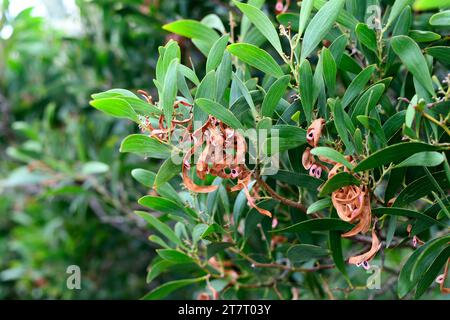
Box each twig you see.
[255,171,308,214]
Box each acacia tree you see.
[90,0,450,300]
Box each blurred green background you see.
[0,0,230,299]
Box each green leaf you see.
[307,198,332,214]
[91,88,138,100]
[277,13,300,32]
[265,125,307,154]
[157,249,195,264]
[310,147,353,170]
[146,260,174,283]
[415,246,450,299]
[120,134,172,159]
[271,218,353,234]
[301,0,345,60]
[206,242,233,259]
[89,98,138,122]
[206,35,229,73]
[399,235,450,298]
[162,20,219,51]
[409,30,441,43]
[161,58,179,129]
[231,73,258,121]
[387,0,414,28]
[233,0,283,57]
[138,196,187,216]
[333,99,353,152]
[227,43,284,78]
[298,0,314,37]
[394,171,448,207]
[261,75,291,117]
[195,98,243,129]
[356,23,378,53]
[322,48,337,96]
[372,207,442,226]
[135,211,183,247]
[413,0,450,10]
[155,159,182,188]
[313,0,359,30]
[271,170,323,190]
[353,142,442,172]
[329,209,348,277]
[178,64,200,86]
[429,10,450,26]
[425,46,450,67]
[391,35,435,97]
[287,244,330,263]
[341,65,376,108]
[357,116,387,147]
[299,59,314,123]
[350,83,385,122]
[396,152,445,168]
[142,276,207,300]
[318,172,360,197]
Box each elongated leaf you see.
[233,0,283,56]
[155,159,182,188]
[299,0,314,37]
[387,0,414,27]
[299,59,314,123]
[356,23,377,53]
[372,207,442,226]
[206,35,229,73]
[391,35,435,97]
[307,198,332,214]
[429,10,450,26]
[195,98,243,129]
[311,147,353,170]
[415,246,450,299]
[138,196,187,216]
[313,0,359,30]
[350,83,385,122]
[322,48,337,96]
[146,260,174,283]
[413,0,450,10]
[142,276,206,300]
[301,0,345,60]
[333,99,353,152]
[265,125,307,154]
[396,152,445,168]
[341,65,376,108]
[353,142,441,172]
[394,171,448,207]
[319,172,360,197]
[409,30,441,43]
[161,58,179,128]
[120,134,172,159]
[163,20,219,51]
[425,46,450,67]
[261,75,291,117]
[135,211,183,247]
[227,43,284,78]
[157,249,195,263]
[90,98,138,122]
[271,170,323,190]
[271,218,353,234]
[287,244,330,263]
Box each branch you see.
[255,171,308,215]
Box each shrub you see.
[90,0,450,300]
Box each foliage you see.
[91,0,450,300]
[0,0,220,299]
